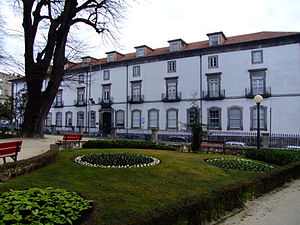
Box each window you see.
[170,42,180,52]
[208,56,218,68]
[115,110,125,128]
[65,112,73,127]
[77,87,85,104]
[166,78,178,100]
[55,112,62,127]
[252,50,263,64]
[228,107,242,130]
[46,113,52,126]
[0,78,3,84]
[55,90,63,106]
[131,110,141,128]
[107,53,115,62]
[102,85,111,102]
[77,111,84,127]
[250,71,266,95]
[167,108,178,129]
[167,61,176,73]
[103,70,110,80]
[208,107,221,129]
[251,105,267,130]
[0,89,2,95]
[78,74,84,83]
[187,107,199,126]
[136,48,145,57]
[89,111,96,127]
[207,76,220,97]
[210,35,219,46]
[148,109,159,129]
[133,66,141,77]
[82,58,90,67]
[131,82,141,101]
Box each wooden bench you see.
[0,141,23,163]
[56,134,83,149]
[201,139,225,148]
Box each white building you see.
[12,31,300,136]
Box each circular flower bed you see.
[206,158,274,172]
[75,152,160,168]
[0,187,93,225]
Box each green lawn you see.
[0,148,266,224]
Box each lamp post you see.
[253,95,263,149]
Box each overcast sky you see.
[1,0,300,71]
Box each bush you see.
[75,152,160,168]
[0,187,93,225]
[245,148,300,166]
[206,158,274,172]
[83,139,176,151]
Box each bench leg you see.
[3,157,6,163]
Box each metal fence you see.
[207,131,257,146]
[269,133,300,148]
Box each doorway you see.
[102,112,112,135]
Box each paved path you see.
[219,179,300,225]
[0,135,93,164]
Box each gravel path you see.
[219,179,300,225]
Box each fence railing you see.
[269,133,300,148]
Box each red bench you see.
[56,134,83,149]
[0,141,23,163]
[201,139,225,148]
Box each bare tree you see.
[18,0,127,137]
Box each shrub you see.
[83,139,176,150]
[245,148,300,166]
[206,158,274,172]
[0,187,93,225]
[75,152,160,168]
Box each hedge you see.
[245,148,300,166]
[113,161,300,225]
[82,139,176,151]
[0,145,59,182]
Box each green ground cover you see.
[0,148,267,225]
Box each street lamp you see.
[253,95,263,149]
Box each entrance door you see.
[102,112,111,135]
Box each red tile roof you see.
[74,31,300,68]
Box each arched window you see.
[55,112,62,127]
[77,111,84,127]
[166,108,178,129]
[115,110,125,128]
[131,110,141,128]
[148,109,159,129]
[208,107,221,129]
[228,106,242,130]
[65,112,73,127]
[250,105,267,130]
[45,112,52,126]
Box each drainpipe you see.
[199,55,203,123]
[126,65,129,130]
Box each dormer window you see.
[170,42,180,52]
[168,39,186,52]
[136,48,145,57]
[107,53,115,62]
[207,32,227,47]
[82,57,91,67]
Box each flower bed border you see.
[75,153,160,168]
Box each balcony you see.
[74,99,87,107]
[245,86,271,98]
[98,97,113,108]
[203,89,225,100]
[53,101,64,108]
[128,95,144,104]
[162,92,181,102]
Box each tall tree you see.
[20,0,126,137]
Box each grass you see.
[0,148,267,225]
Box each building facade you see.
[0,72,16,104]
[12,31,300,136]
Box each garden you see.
[1,139,300,225]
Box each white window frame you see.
[65,111,73,127]
[107,53,115,62]
[210,35,220,46]
[148,109,159,129]
[170,42,180,52]
[136,48,145,57]
[55,112,62,127]
[251,105,267,130]
[208,107,221,129]
[228,106,243,130]
[89,110,96,128]
[131,110,141,129]
[115,110,125,128]
[77,111,84,127]
[133,65,141,77]
[252,50,263,64]
[103,70,110,80]
[166,108,178,129]
[46,112,52,126]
